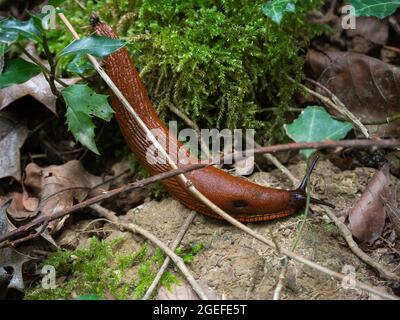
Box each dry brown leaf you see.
[0,112,28,181]
[346,17,389,45]
[0,200,31,299]
[0,74,79,114]
[384,198,400,238]
[7,192,39,221]
[306,49,400,137]
[23,160,109,233]
[157,283,220,300]
[348,164,392,244]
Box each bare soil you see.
[57,159,400,299]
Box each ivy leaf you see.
[0,59,42,89]
[350,1,400,19]
[67,54,93,75]
[60,36,125,58]
[0,18,42,43]
[49,0,66,6]
[62,84,114,154]
[284,106,353,158]
[74,295,100,300]
[0,43,6,74]
[0,27,18,45]
[262,0,296,24]
[0,43,6,56]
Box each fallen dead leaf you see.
[306,49,400,137]
[346,17,389,45]
[0,200,31,299]
[7,192,39,221]
[23,160,109,233]
[348,164,392,244]
[384,199,400,238]
[0,112,28,181]
[0,73,79,114]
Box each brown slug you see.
[91,17,332,222]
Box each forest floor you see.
[55,159,399,300]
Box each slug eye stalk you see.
[295,155,335,209]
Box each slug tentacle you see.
[290,155,335,209]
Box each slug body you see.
[92,19,327,222]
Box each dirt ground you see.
[57,159,400,300]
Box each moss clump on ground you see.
[54,0,323,142]
[25,238,178,300]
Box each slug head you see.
[290,155,335,209]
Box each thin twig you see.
[3,139,399,247]
[115,221,209,300]
[253,140,299,188]
[168,102,211,160]
[87,205,207,299]
[266,156,400,283]
[73,0,86,10]
[0,163,208,246]
[54,13,400,299]
[289,76,369,138]
[89,203,118,222]
[17,44,68,88]
[273,158,312,300]
[322,205,399,282]
[143,211,197,300]
[362,113,400,126]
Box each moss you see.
[52,0,324,143]
[25,238,178,300]
[176,242,204,264]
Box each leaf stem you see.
[291,157,312,251]
[17,43,68,88]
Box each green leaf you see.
[60,36,125,58]
[74,295,100,300]
[48,0,66,6]
[0,43,6,74]
[0,59,42,89]
[0,18,42,43]
[0,28,18,45]
[67,54,93,75]
[350,0,400,18]
[262,0,296,24]
[62,84,114,154]
[284,106,353,158]
[0,43,6,56]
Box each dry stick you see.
[273,262,289,300]
[246,134,299,187]
[288,76,369,138]
[323,205,399,282]
[90,203,118,222]
[0,163,208,247]
[253,146,299,299]
[273,158,313,300]
[167,102,211,160]
[17,44,68,88]
[1,139,398,247]
[143,211,197,300]
[265,158,400,283]
[57,13,400,299]
[88,205,208,300]
[187,183,399,300]
[253,140,299,187]
[116,221,209,300]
